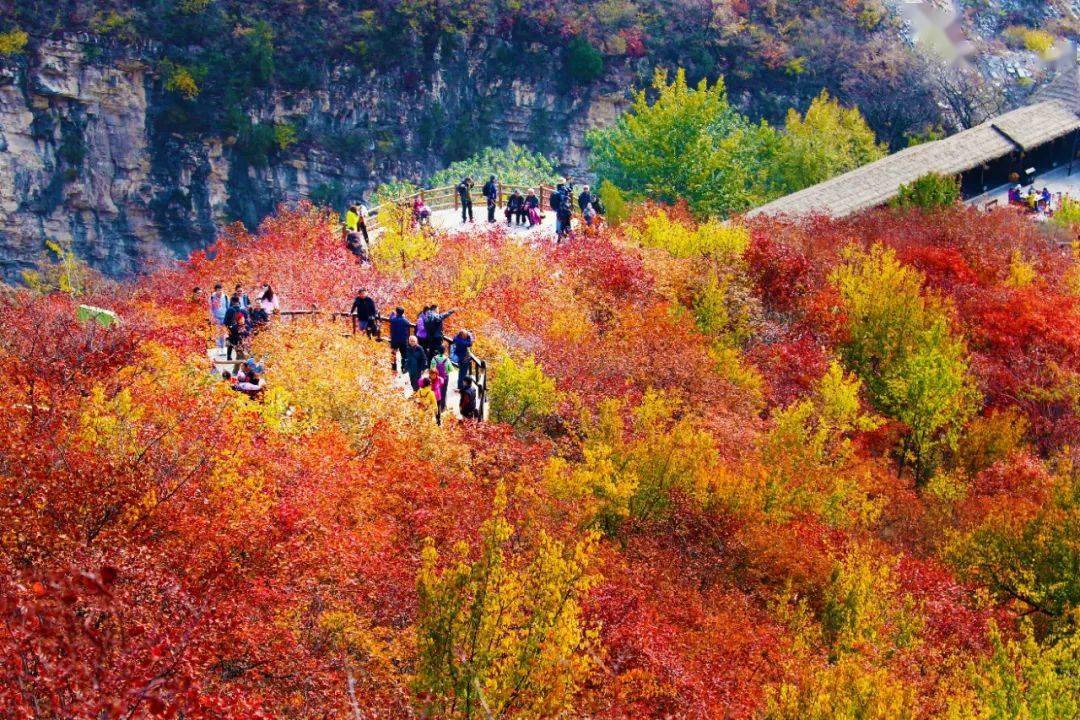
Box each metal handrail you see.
[364,183,560,234]
[276,307,488,420]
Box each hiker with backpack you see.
[459,375,480,420]
[451,329,473,389]
[457,177,474,223]
[416,368,443,424]
[429,347,453,414]
[415,305,432,352]
[483,175,499,223]
[556,185,573,241]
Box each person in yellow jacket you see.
[415,368,443,424]
[344,205,360,233]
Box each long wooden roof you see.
[748,99,1080,219]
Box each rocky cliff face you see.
[0,36,627,280]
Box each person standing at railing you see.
[350,288,379,338]
[389,307,412,372]
[457,177,475,223]
[358,203,370,244]
[483,175,499,223]
[345,204,360,234]
[422,304,456,359]
[209,283,229,349]
[451,329,473,390]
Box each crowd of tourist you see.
[198,281,279,396]
[203,280,482,423]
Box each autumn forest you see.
[2,195,1080,718]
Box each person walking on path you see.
[209,283,229,349]
[556,188,573,242]
[416,368,443,424]
[578,185,596,226]
[350,288,378,337]
[483,175,499,223]
[422,304,456,359]
[457,177,475,223]
[389,307,412,372]
[430,347,453,413]
[234,284,251,311]
[452,329,473,389]
[403,336,429,391]
[357,203,370,244]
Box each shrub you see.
[564,36,604,84]
[1051,196,1080,228]
[370,203,439,274]
[596,180,629,225]
[1004,26,1057,58]
[163,63,200,100]
[0,28,29,56]
[273,122,298,151]
[890,172,960,211]
[427,143,559,191]
[488,355,558,430]
[626,206,749,260]
[831,245,979,484]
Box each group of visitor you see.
[451,175,604,238]
[1007,184,1056,215]
[204,282,279,395]
[357,294,482,424]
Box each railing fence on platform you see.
[364,183,558,236]
[275,307,488,420]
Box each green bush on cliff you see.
[428,144,560,191]
[0,28,29,56]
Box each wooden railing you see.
[364,183,559,235]
[276,307,488,420]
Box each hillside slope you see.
[2,202,1079,716]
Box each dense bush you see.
[589,71,885,218]
[891,172,961,210]
[3,199,1080,716]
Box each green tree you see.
[0,28,29,56]
[890,172,961,210]
[772,91,886,194]
[587,68,779,218]
[949,467,1080,624]
[947,623,1080,720]
[428,143,560,191]
[564,36,604,85]
[488,355,558,430]
[830,245,979,484]
[414,485,599,719]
